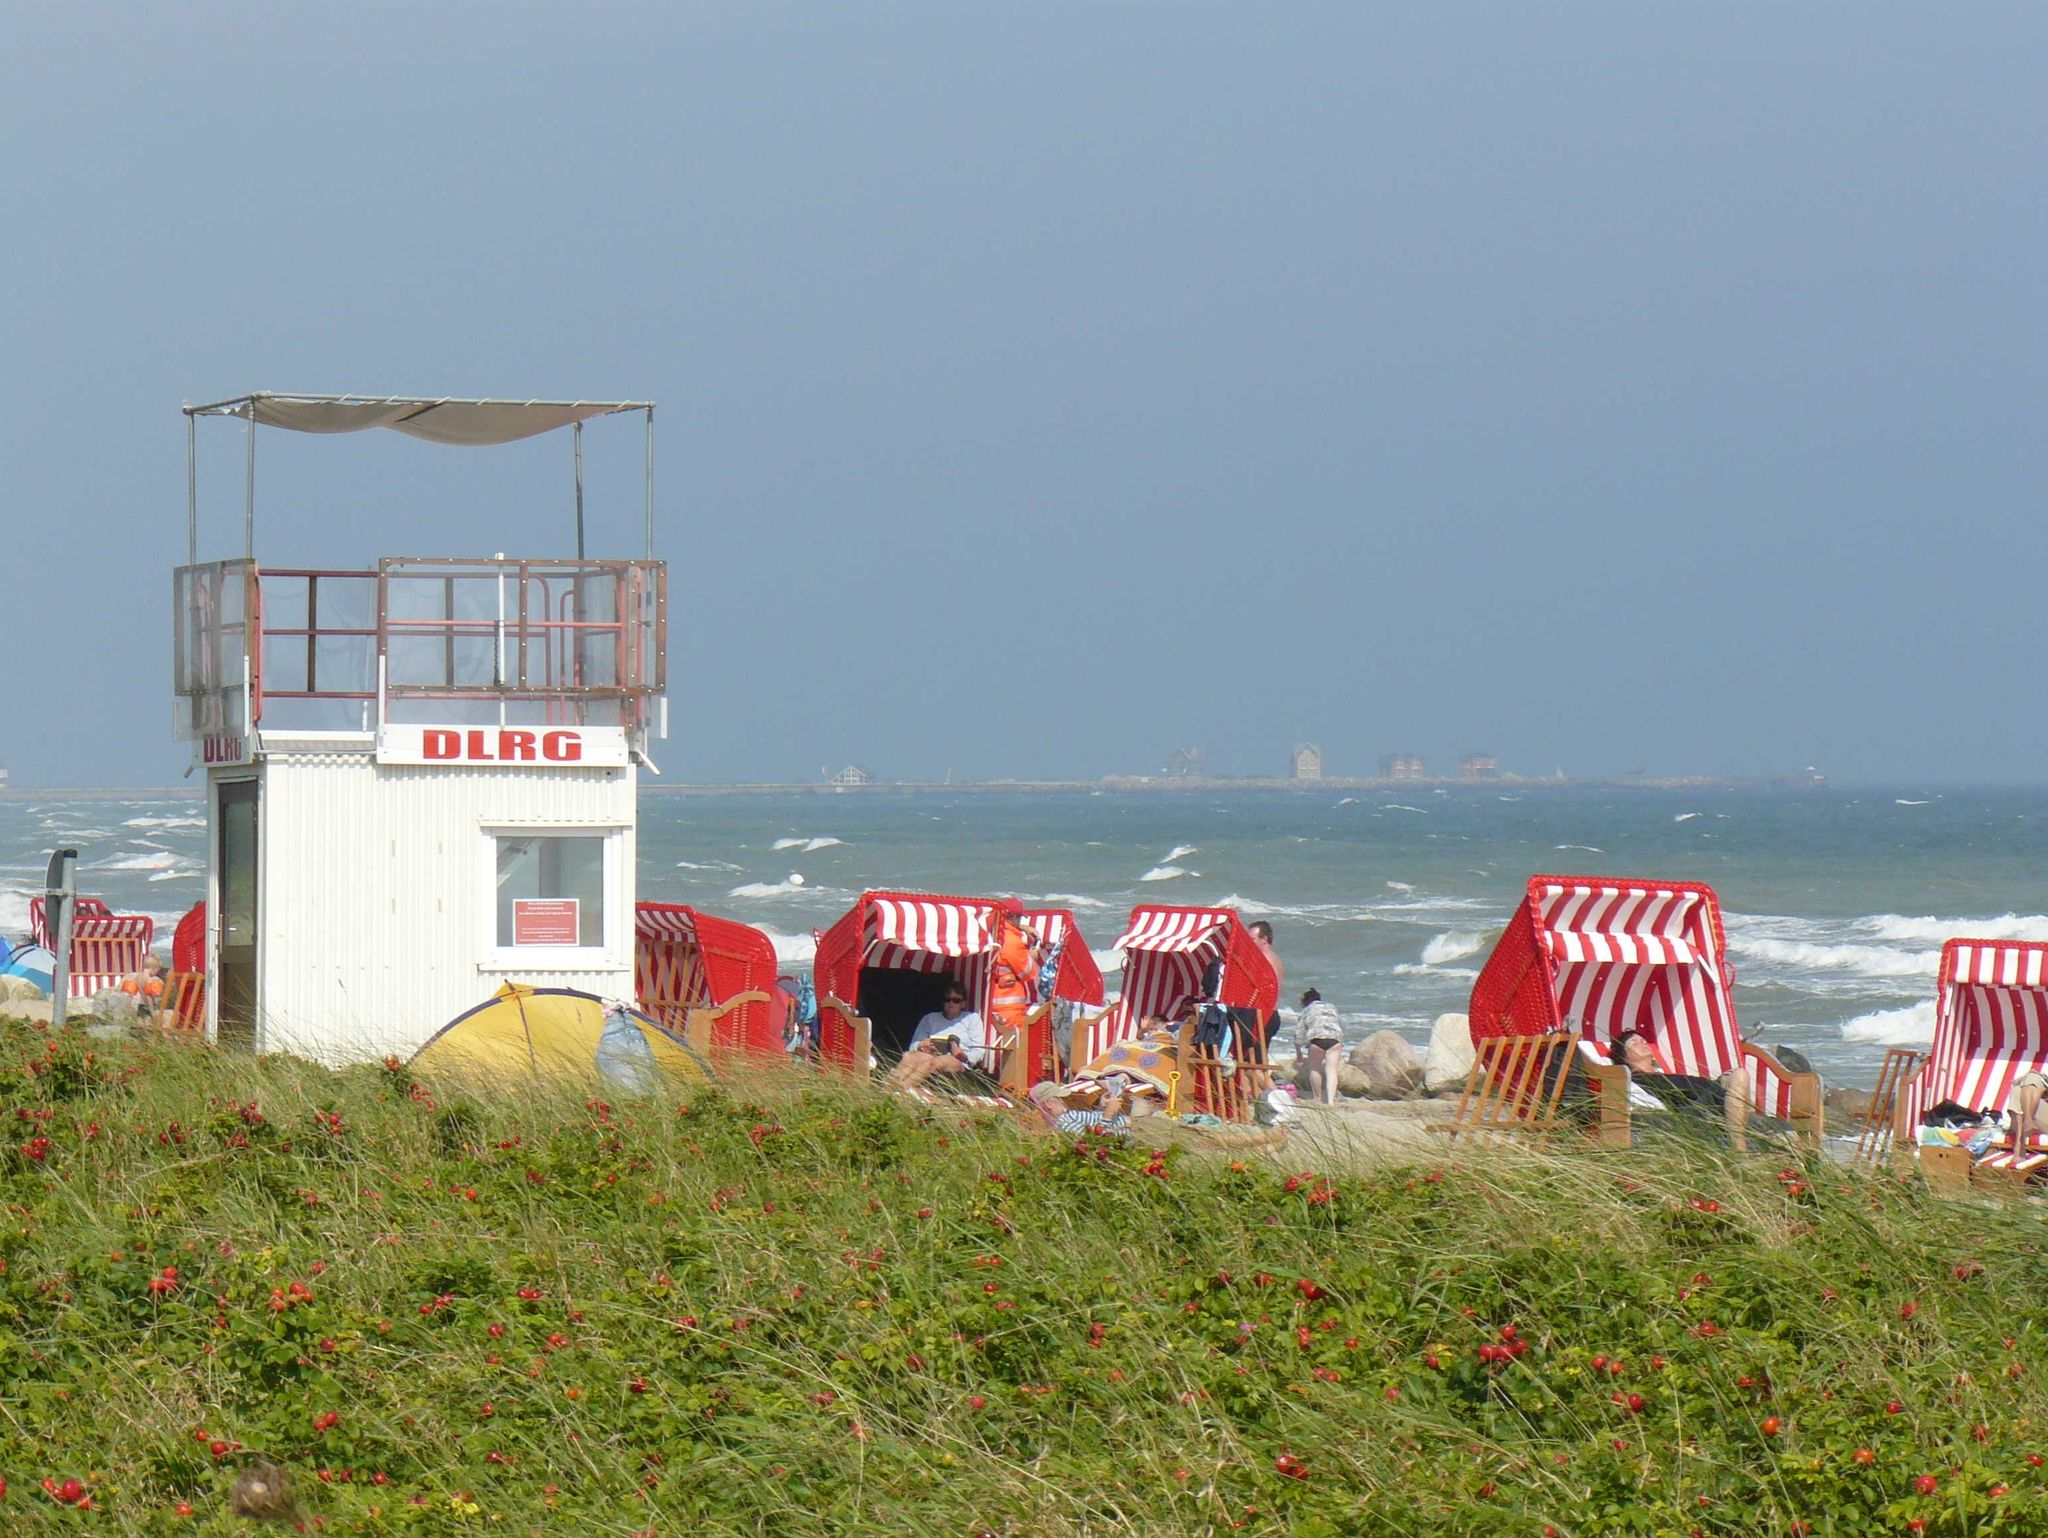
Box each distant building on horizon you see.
[1290,743,1323,780]
[1459,753,1501,780]
[1162,745,1207,778]
[827,764,874,787]
[1379,754,1427,780]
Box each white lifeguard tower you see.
[174,394,665,1063]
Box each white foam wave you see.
[762,929,818,965]
[1859,913,2048,945]
[1392,962,1478,980]
[1384,881,1416,894]
[1382,804,1428,814]
[1140,865,1195,882]
[674,860,744,873]
[770,836,844,852]
[728,878,810,899]
[1334,797,1359,807]
[1162,844,1199,862]
[1841,1001,1936,1046]
[1421,931,1485,966]
[148,870,197,883]
[1895,799,1930,807]
[1033,892,1114,910]
[1555,844,1604,854]
[122,815,205,830]
[1675,812,1701,823]
[1732,935,1938,981]
[1093,947,1126,973]
[86,852,184,872]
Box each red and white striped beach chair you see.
[813,892,1102,1095]
[1085,905,1279,1124]
[27,897,153,1001]
[634,902,783,1056]
[1468,876,1821,1149]
[1894,940,2048,1190]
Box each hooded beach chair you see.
[813,892,1102,1096]
[1084,905,1280,1124]
[1893,940,2048,1191]
[1467,876,1821,1149]
[27,897,153,1001]
[634,902,783,1056]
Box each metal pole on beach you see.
[573,421,586,560]
[186,413,198,566]
[45,849,76,1029]
[643,406,654,559]
[243,404,257,560]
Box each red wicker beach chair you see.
[1895,940,2048,1193]
[1084,906,1280,1124]
[813,892,1103,1095]
[28,897,153,1001]
[1468,876,1820,1150]
[634,902,783,1056]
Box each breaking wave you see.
[763,929,818,965]
[1732,935,1938,981]
[771,836,845,853]
[1381,805,1427,815]
[1161,844,1199,863]
[1140,865,1194,882]
[1420,931,1485,966]
[1841,1001,1936,1046]
[728,877,811,899]
[1858,913,2048,945]
[1393,962,1478,980]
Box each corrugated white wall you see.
[249,747,637,1065]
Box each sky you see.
[2,1,2044,787]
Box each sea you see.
[6,783,2047,1089]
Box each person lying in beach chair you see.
[1028,1075,1135,1139]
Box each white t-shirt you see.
[908,1008,987,1068]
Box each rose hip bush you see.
[0,1014,2043,1535]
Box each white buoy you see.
[789,872,806,887]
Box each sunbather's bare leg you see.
[1720,1071,1752,1154]
[2016,1074,2047,1142]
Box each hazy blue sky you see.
[4,2,2044,786]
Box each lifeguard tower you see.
[174,394,665,1064]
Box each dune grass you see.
[0,1015,2040,1535]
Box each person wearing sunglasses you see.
[891,976,988,1088]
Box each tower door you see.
[216,778,260,1050]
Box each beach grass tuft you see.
[0,1014,2038,1535]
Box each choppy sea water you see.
[6,784,2047,1088]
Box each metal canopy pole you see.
[573,421,586,560]
[243,405,257,559]
[643,406,655,558]
[186,413,198,566]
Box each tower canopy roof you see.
[185,393,650,448]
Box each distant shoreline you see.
[1,775,1827,799]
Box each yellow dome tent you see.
[413,983,714,1091]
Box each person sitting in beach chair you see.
[889,977,989,1089]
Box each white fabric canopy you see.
[192,395,646,447]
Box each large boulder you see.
[1347,1030,1424,1099]
[1423,1013,1476,1095]
[0,976,43,1003]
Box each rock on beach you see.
[1347,1031,1424,1098]
[1423,1012,1475,1095]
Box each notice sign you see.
[512,898,581,946]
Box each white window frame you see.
[479,822,627,971]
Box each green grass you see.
[0,1015,2040,1536]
